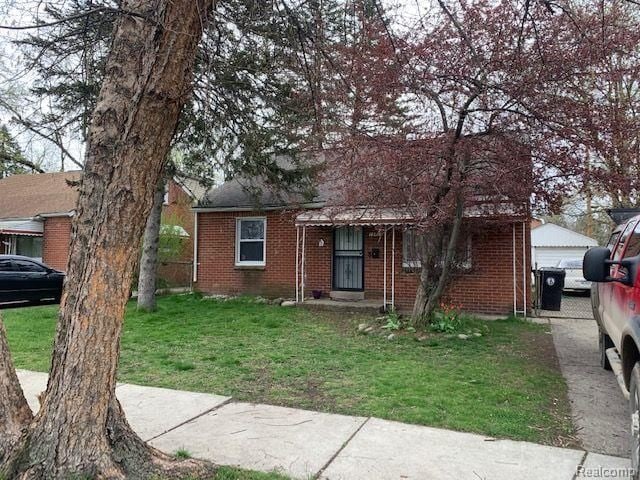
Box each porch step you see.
[330,291,365,301]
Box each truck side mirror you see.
[583,247,612,282]
[584,247,638,286]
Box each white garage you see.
[531,223,599,268]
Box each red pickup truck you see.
[584,214,640,475]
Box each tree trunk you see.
[0,313,33,464]
[1,1,213,478]
[411,197,465,324]
[137,177,166,311]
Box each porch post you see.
[383,227,387,310]
[301,225,306,302]
[512,223,517,315]
[295,225,300,303]
[391,226,395,310]
[522,221,527,319]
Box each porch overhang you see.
[295,207,413,227]
[0,218,44,236]
[295,203,526,227]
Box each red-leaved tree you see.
[318,0,639,322]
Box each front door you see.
[333,226,364,291]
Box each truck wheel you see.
[629,363,640,479]
[599,329,613,371]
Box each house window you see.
[402,230,421,268]
[16,236,43,261]
[402,229,472,271]
[236,217,266,266]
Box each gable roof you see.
[531,223,598,248]
[198,177,326,210]
[197,154,330,211]
[0,171,82,220]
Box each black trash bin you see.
[539,268,566,311]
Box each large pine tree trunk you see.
[137,177,165,311]
[1,1,213,478]
[0,313,33,464]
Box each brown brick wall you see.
[42,216,72,271]
[195,210,300,297]
[195,211,532,316]
[162,180,195,261]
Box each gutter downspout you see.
[301,226,306,302]
[512,223,517,315]
[383,227,387,310]
[522,221,527,319]
[193,211,198,284]
[391,226,395,311]
[295,226,300,303]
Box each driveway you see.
[550,317,629,457]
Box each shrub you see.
[429,302,463,333]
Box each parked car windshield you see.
[557,259,582,269]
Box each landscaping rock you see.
[473,332,482,337]
[272,297,284,306]
[358,323,368,332]
[281,301,297,307]
[417,335,428,342]
[364,326,375,333]
[457,334,469,340]
[387,334,396,341]
[203,294,229,300]
[255,296,269,304]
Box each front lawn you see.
[3,294,574,446]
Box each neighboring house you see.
[531,222,598,268]
[192,175,532,316]
[0,172,199,276]
[0,171,81,270]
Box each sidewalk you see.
[17,370,630,480]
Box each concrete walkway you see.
[17,370,630,480]
[549,317,629,457]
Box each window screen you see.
[236,218,266,265]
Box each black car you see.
[0,255,65,307]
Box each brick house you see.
[0,172,200,277]
[193,176,531,316]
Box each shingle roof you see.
[197,153,334,210]
[0,171,82,219]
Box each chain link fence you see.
[157,260,193,290]
[533,269,594,319]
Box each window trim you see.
[235,217,267,267]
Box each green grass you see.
[2,294,574,446]
[213,467,291,480]
[152,466,291,480]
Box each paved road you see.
[17,370,629,480]
[550,317,629,457]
